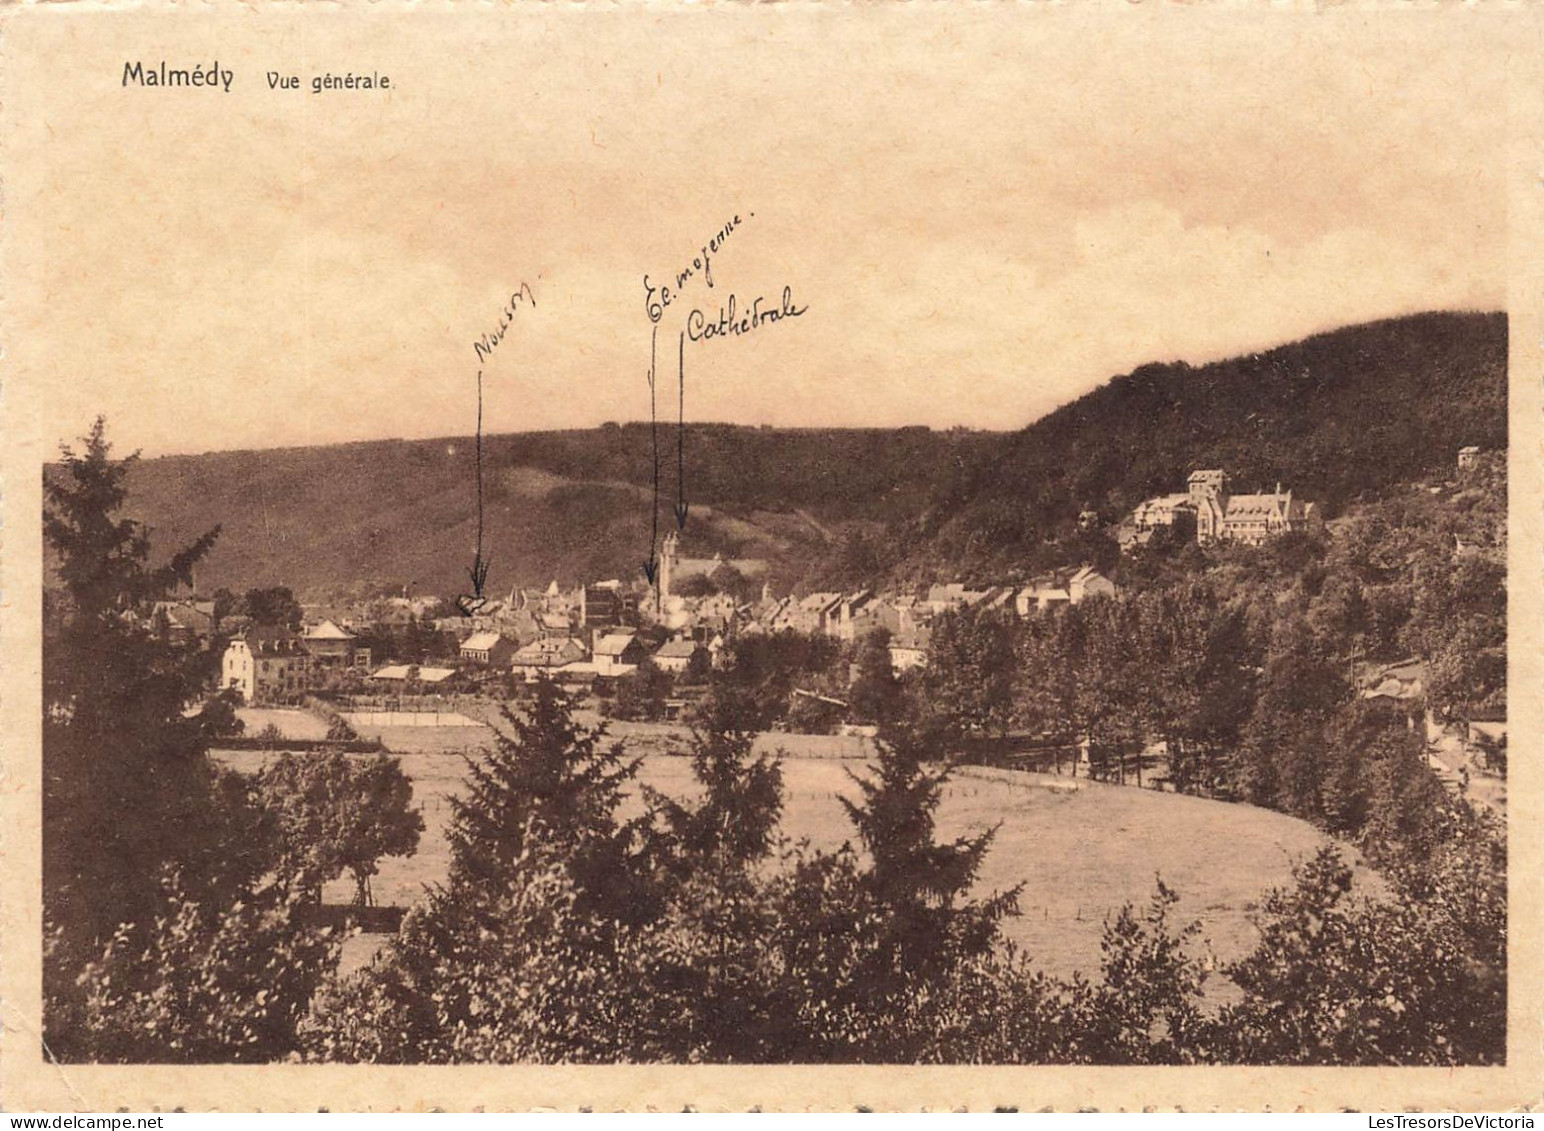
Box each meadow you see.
[220,710,1356,982]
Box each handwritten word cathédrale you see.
[473,282,536,365]
[686,287,808,343]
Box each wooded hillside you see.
[902,311,1505,578]
[64,310,1505,597]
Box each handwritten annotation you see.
[473,282,536,365]
[643,213,749,323]
[686,287,808,343]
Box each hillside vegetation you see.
[71,310,1504,597]
[103,426,995,598]
[901,310,1506,579]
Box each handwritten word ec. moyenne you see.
[643,213,750,323]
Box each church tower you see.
[660,531,680,604]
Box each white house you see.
[654,637,707,674]
[460,630,515,667]
[221,627,311,704]
[593,632,647,677]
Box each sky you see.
[8,7,1510,457]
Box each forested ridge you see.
[889,310,1505,582]
[84,311,1504,597]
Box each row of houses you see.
[505,629,711,683]
[733,565,1117,676]
[220,615,715,703]
[213,530,1121,702]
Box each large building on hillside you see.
[1126,469,1316,548]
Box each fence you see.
[216,735,386,753]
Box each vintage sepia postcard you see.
[2,0,1542,1114]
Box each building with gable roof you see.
[460,630,515,667]
[223,626,312,703]
[593,631,647,677]
[148,599,219,645]
[654,636,708,674]
[511,637,588,681]
[1128,469,1316,549]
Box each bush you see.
[71,872,338,1063]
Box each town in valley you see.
[42,319,1510,1067]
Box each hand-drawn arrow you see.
[674,331,689,531]
[642,325,661,597]
[457,369,492,617]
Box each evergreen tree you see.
[633,709,790,1061]
[446,678,652,925]
[651,706,783,871]
[839,727,1020,988]
[306,679,666,1063]
[43,418,328,1062]
[44,421,235,992]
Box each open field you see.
[345,711,484,729]
[568,713,880,763]
[234,707,329,740]
[216,717,1364,983]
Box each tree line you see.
[886,456,1505,870]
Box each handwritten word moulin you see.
[643,213,749,324]
[123,61,234,92]
[686,286,808,343]
[473,283,536,365]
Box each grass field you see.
[234,707,330,740]
[216,719,1362,983]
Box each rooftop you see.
[656,639,702,658]
[595,633,641,656]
